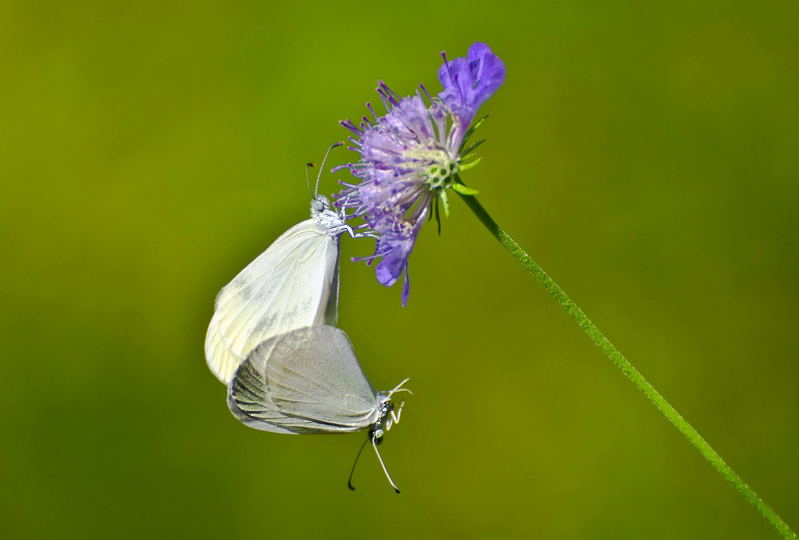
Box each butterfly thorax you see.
[369,397,395,444]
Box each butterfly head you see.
[310,194,331,216]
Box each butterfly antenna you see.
[347,436,370,491]
[304,162,314,196]
[372,437,401,494]
[314,141,344,196]
[388,377,413,397]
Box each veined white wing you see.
[227,325,384,434]
[205,197,346,384]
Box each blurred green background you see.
[2,1,797,538]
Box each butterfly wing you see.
[227,326,380,434]
[205,219,340,384]
[227,339,325,434]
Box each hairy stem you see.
[458,192,797,539]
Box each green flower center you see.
[424,158,459,191]
[404,146,459,192]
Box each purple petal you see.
[438,42,505,127]
[401,264,410,307]
[370,207,427,301]
[373,225,418,286]
[375,256,404,287]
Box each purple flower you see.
[336,43,505,306]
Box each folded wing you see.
[227,326,379,434]
[205,220,340,384]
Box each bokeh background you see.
[2,1,797,538]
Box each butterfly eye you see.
[310,196,325,214]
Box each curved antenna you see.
[372,437,401,494]
[347,436,370,491]
[387,377,413,397]
[314,141,344,196]
[347,433,401,494]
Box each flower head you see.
[336,43,505,305]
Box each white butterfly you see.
[227,324,410,492]
[205,194,360,384]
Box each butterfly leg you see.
[331,222,378,240]
[346,224,378,239]
[386,400,405,430]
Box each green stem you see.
[458,192,797,540]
